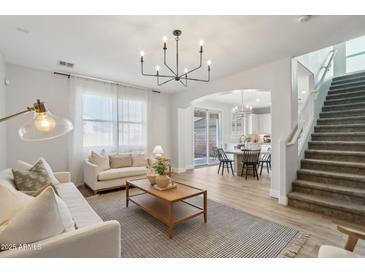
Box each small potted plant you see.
[153,157,171,188]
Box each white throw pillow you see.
[55,195,75,232]
[0,185,33,226]
[17,158,60,186]
[90,151,110,172]
[0,187,67,246]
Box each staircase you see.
[288,71,365,224]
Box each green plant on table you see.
[153,157,170,176]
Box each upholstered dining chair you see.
[217,148,234,176]
[241,149,261,180]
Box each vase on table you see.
[156,175,170,188]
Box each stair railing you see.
[297,49,336,154]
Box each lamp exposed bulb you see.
[34,113,56,132]
[207,60,212,66]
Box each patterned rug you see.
[87,191,308,258]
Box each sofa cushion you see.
[98,166,147,181]
[0,187,66,247]
[132,154,146,167]
[0,169,16,191]
[109,153,132,168]
[55,182,102,228]
[91,151,110,172]
[0,185,33,226]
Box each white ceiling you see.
[207,89,271,109]
[0,15,365,93]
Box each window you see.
[346,35,365,73]
[81,87,148,153]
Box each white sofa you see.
[84,157,147,194]
[0,169,121,258]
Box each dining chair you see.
[240,149,261,180]
[259,151,271,175]
[217,148,234,176]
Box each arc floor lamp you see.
[0,99,73,141]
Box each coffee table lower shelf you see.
[128,194,205,238]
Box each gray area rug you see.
[87,191,308,258]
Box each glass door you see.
[194,108,222,166]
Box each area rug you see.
[87,191,308,258]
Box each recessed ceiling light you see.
[16,27,29,34]
[297,15,312,23]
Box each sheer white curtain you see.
[69,77,150,184]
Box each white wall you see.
[171,58,295,199]
[5,64,172,173]
[0,52,6,169]
[6,64,71,171]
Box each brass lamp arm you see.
[0,107,35,123]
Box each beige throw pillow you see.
[132,154,146,167]
[90,151,110,172]
[12,160,55,196]
[0,187,66,246]
[109,153,132,168]
[0,185,33,226]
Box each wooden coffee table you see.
[126,178,207,239]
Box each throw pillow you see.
[0,187,66,247]
[0,185,33,226]
[132,154,146,167]
[90,151,110,172]
[17,158,60,186]
[12,159,55,196]
[109,153,132,168]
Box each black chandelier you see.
[140,29,211,87]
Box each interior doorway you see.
[193,108,222,166]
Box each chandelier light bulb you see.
[155,65,160,71]
[246,105,249,109]
[163,36,168,43]
[140,51,145,57]
[207,60,212,66]
[184,68,188,74]
[200,40,204,46]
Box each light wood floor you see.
[80,165,365,258]
[172,165,365,258]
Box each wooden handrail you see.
[286,125,303,146]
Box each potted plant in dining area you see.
[153,157,171,188]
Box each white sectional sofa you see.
[0,169,121,258]
[84,153,147,194]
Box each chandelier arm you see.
[179,79,187,87]
[163,50,177,76]
[157,77,175,86]
[185,69,210,82]
[176,37,179,76]
[178,51,203,78]
[141,60,174,78]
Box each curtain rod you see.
[53,71,161,93]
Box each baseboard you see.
[185,165,194,170]
[172,167,186,173]
[270,189,279,199]
[279,195,288,206]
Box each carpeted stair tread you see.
[324,94,365,105]
[315,124,365,131]
[333,72,365,82]
[312,132,365,137]
[309,140,365,145]
[305,149,365,157]
[288,192,365,216]
[293,180,365,199]
[322,102,365,111]
[330,79,365,88]
[298,168,365,183]
[302,159,365,168]
[330,86,365,93]
[328,89,365,98]
[317,115,365,123]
